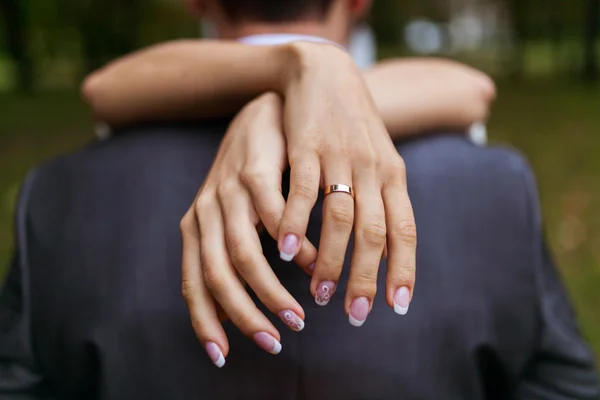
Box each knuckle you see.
[359,220,387,248]
[393,156,406,171]
[329,203,354,228]
[355,148,379,169]
[260,206,281,228]
[318,253,346,274]
[390,219,417,246]
[227,236,253,270]
[230,312,256,331]
[194,193,213,215]
[350,270,378,298]
[181,279,199,301]
[202,265,227,293]
[388,264,416,284]
[240,165,272,191]
[389,159,407,180]
[190,317,207,338]
[326,144,349,159]
[216,179,238,200]
[290,180,318,204]
[289,140,320,161]
[318,256,344,275]
[180,213,195,235]
[381,153,406,178]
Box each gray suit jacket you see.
[0,123,598,399]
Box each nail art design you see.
[278,310,305,332]
[315,281,336,306]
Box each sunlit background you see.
[1,0,599,361]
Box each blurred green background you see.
[1,0,599,361]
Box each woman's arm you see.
[82,40,303,126]
[82,40,495,137]
[363,58,495,135]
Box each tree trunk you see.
[582,0,599,80]
[548,0,563,73]
[0,0,34,91]
[79,0,142,74]
[507,0,527,80]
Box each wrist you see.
[246,92,283,115]
[276,41,356,94]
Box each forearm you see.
[82,40,300,126]
[365,58,496,139]
[83,41,495,136]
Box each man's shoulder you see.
[401,135,537,202]
[19,123,227,222]
[400,134,541,230]
[30,122,227,185]
[400,134,534,183]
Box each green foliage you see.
[0,0,597,88]
[0,91,92,279]
[489,82,600,357]
[1,0,199,89]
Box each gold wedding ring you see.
[324,184,354,199]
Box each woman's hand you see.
[180,93,318,367]
[278,43,416,326]
[180,43,417,368]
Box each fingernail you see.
[278,310,305,332]
[308,262,316,272]
[280,234,299,262]
[394,286,411,315]
[205,341,226,368]
[315,281,336,306]
[349,297,370,327]
[253,332,282,355]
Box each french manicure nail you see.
[394,286,411,315]
[278,310,305,332]
[205,341,226,368]
[315,281,336,306]
[280,234,299,262]
[349,297,370,327]
[253,332,282,355]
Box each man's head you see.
[187,0,372,45]
[214,0,335,23]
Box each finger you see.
[346,176,386,327]
[382,168,417,316]
[219,184,307,332]
[311,160,354,306]
[278,152,320,263]
[180,209,228,368]
[196,196,284,355]
[243,169,318,273]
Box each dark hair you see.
[217,0,335,23]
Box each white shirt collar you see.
[238,33,345,50]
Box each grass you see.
[487,81,600,359]
[0,92,93,269]
[0,82,599,362]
